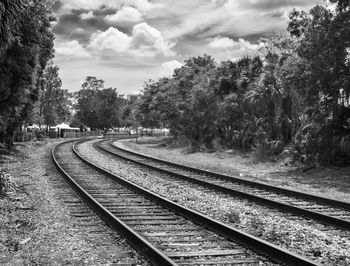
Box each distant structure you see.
[127,94,141,101]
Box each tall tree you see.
[75,76,104,129]
[121,97,139,132]
[95,88,122,130]
[288,4,350,125]
[37,61,71,127]
[0,0,25,54]
[288,3,350,164]
[75,76,123,130]
[0,0,55,147]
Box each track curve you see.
[52,138,319,266]
[97,139,350,232]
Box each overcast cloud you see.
[53,0,318,94]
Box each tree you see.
[37,61,71,128]
[288,3,350,164]
[214,56,263,150]
[137,78,170,130]
[75,76,104,129]
[0,0,25,54]
[95,88,122,130]
[0,0,55,147]
[288,5,350,124]
[75,76,123,130]
[137,55,219,148]
[121,97,139,132]
[131,1,350,164]
[329,0,350,12]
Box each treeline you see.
[137,1,350,165]
[1,1,349,166]
[0,0,56,147]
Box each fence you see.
[62,131,102,138]
[103,133,139,139]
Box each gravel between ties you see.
[77,139,350,266]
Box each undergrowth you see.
[0,171,17,197]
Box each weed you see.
[247,215,265,236]
[0,171,17,197]
[226,211,241,224]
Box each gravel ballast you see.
[116,137,350,203]
[77,139,350,265]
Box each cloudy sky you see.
[53,0,319,94]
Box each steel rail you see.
[71,139,319,265]
[52,139,177,266]
[98,140,350,231]
[109,140,350,210]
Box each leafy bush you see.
[0,171,17,197]
[318,126,350,165]
[0,143,7,153]
[292,122,319,165]
[35,130,47,141]
[292,121,350,166]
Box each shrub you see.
[0,171,17,197]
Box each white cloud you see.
[55,40,91,58]
[105,6,143,24]
[204,36,260,62]
[165,2,227,39]
[131,23,176,56]
[237,38,260,51]
[208,36,259,53]
[162,0,317,40]
[75,27,86,34]
[208,36,235,49]
[80,10,94,20]
[89,23,175,57]
[161,60,183,75]
[126,0,164,12]
[61,0,102,10]
[61,0,163,12]
[90,27,131,52]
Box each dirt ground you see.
[0,139,146,266]
[117,137,350,202]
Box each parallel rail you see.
[97,139,350,231]
[52,139,173,266]
[52,139,319,265]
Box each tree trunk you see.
[333,95,339,126]
[3,130,14,149]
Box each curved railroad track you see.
[96,139,350,232]
[52,138,318,266]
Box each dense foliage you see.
[31,61,72,128]
[74,76,126,131]
[1,1,349,166]
[0,0,25,55]
[0,0,55,147]
[137,2,350,165]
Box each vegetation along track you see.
[52,138,318,266]
[96,139,350,232]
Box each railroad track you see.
[96,139,350,232]
[52,139,318,265]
